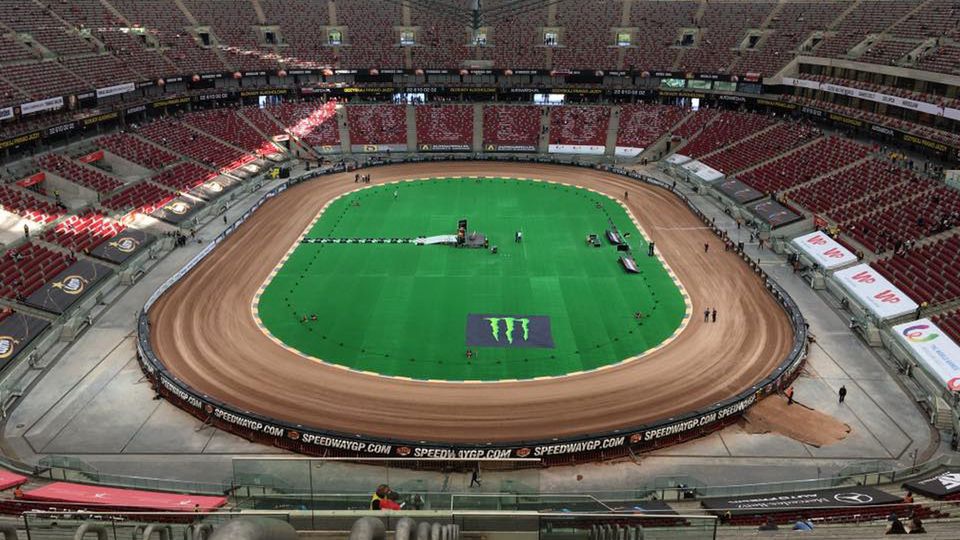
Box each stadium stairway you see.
[336,106,351,153]
[406,105,417,151]
[604,106,621,158]
[539,109,550,153]
[640,109,696,162]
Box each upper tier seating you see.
[700,122,821,174]
[0,185,63,224]
[109,0,228,73]
[150,162,217,192]
[138,119,255,172]
[0,35,38,64]
[858,39,918,65]
[337,0,405,68]
[409,6,471,70]
[60,55,143,89]
[814,1,919,59]
[266,101,341,146]
[676,111,776,159]
[677,2,772,74]
[886,0,960,40]
[738,1,842,75]
[917,45,960,75]
[42,210,123,253]
[0,2,97,56]
[36,154,124,194]
[415,105,473,147]
[101,181,177,214]
[1,62,88,101]
[551,0,619,70]
[737,136,870,195]
[549,106,611,148]
[481,0,547,68]
[0,243,74,301]
[346,105,407,145]
[616,104,688,150]
[97,134,179,170]
[624,1,698,72]
[182,0,275,70]
[97,30,178,81]
[482,106,541,149]
[182,108,278,156]
[260,0,336,69]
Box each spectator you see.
[884,514,907,534]
[758,516,778,531]
[907,513,925,534]
[792,516,814,531]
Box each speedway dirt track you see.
[149,162,793,443]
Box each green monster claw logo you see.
[484,317,530,344]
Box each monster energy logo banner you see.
[466,314,554,348]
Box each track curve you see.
[150,162,793,443]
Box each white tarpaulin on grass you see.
[548,144,605,155]
[833,264,918,320]
[892,319,960,392]
[614,146,644,158]
[681,160,725,182]
[791,231,858,270]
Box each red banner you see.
[78,149,104,163]
[16,171,45,187]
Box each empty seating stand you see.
[616,104,688,152]
[150,163,217,192]
[482,105,541,150]
[42,210,124,254]
[36,154,124,194]
[0,243,74,301]
[0,185,63,224]
[138,119,255,172]
[97,133,178,170]
[267,101,341,147]
[415,105,473,148]
[737,137,870,195]
[101,182,177,214]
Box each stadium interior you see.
[0,0,958,538]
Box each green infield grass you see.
[255,177,687,381]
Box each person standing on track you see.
[704,243,709,253]
[786,385,795,405]
[704,308,710,322]
[711,308,717,323]
[839,385,847,404]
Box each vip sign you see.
[834,264,918,320]
[791,231,856,270]
[466,314,554,348]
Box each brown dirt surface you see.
[741,395,851,447]
[149,162,795,443]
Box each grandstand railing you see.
[19,510,718,539]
